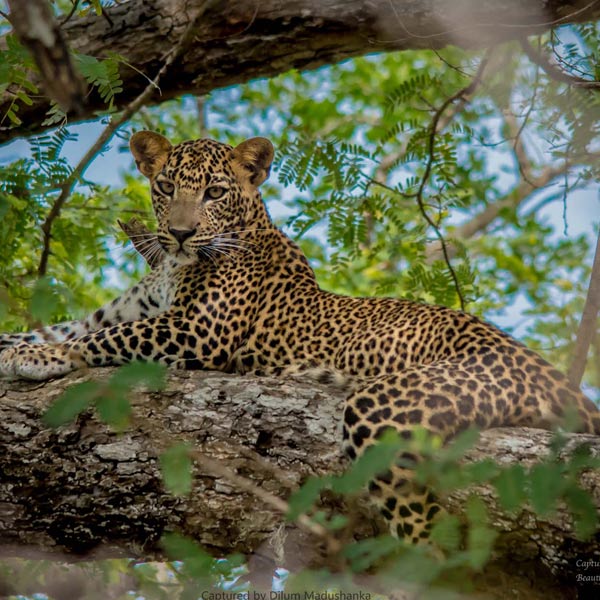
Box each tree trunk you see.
[2,0,599,142]
[1,367,599,598]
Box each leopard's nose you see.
[169,228,196,245]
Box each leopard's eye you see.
[156,180,175,195]
[204,186,227,201]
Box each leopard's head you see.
[130,131,274,264]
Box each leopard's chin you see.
[170,250,198,266]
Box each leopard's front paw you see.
[0,343,77,380]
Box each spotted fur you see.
[1,132,598,542]
[0,258,174,350]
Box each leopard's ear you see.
[129,131,173,179]
[232,137,274,187]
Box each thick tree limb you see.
[1,367,599,597]
[2,0,600,142]
[6,0,87,114]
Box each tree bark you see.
[568,231,600,387]
[1,367,599,597]
[6,0,87,114]
[2,0,599,142]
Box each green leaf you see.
[6,108,21,125]
[29,277,60,323]
[89,0,104,15]
[108,361,167,392]
[95,390,131,431]
[159,443,193,496]
[286,476,330,520]
[327,514,349,531]
[161,533,213,578]
[529,463,564,516]
[442,428,480,462]
[565,487,598,540]
[494,464,527,513]
[42,381,99,427]
[387,548,443,585]
[342,535,400,572]
[465,496,497,570]
[429,514,461,552]
[333,431,404,495]
[466,495,488,524]
[4,194,26,210]
[466,524,497,570]
[463,459,499,485]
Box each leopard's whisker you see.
[124,233,158,240]
[146,244,165,266]
[215,238,255,249]
[133,239,161,253]
[212,240,251,254]
[199,245,218,266]
[136,239,162,255]
[207,245,236,261]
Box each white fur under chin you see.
[169,252,198,266]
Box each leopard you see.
[1,130,599,544]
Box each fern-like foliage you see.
[0,34,39,126]
[74,51,124,110]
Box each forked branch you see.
[414,53,490,310]
[519,36,600,89]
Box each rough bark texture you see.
[6,0,87,114]
[1,367,599,598]
[2,0,599,142]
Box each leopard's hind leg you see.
[343,351,600,543]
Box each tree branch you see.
[424,108,600,263]
[6,0,87,114]
[1,367,599,596]
[568,231,600,386]
[1,0,599,142]
[8,0,87,115]
[519,35,600,89]
[414,52,490,309]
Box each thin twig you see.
[368,177,417,199]
[568,231,600,387]
[191,450,342,555]
[561,140,572,236]
[37,1,217,276]
[425,149,600,262]
[506,59,541,188]
[519,36,600,89]
[415,52,490,310]
[60,0,80,26]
